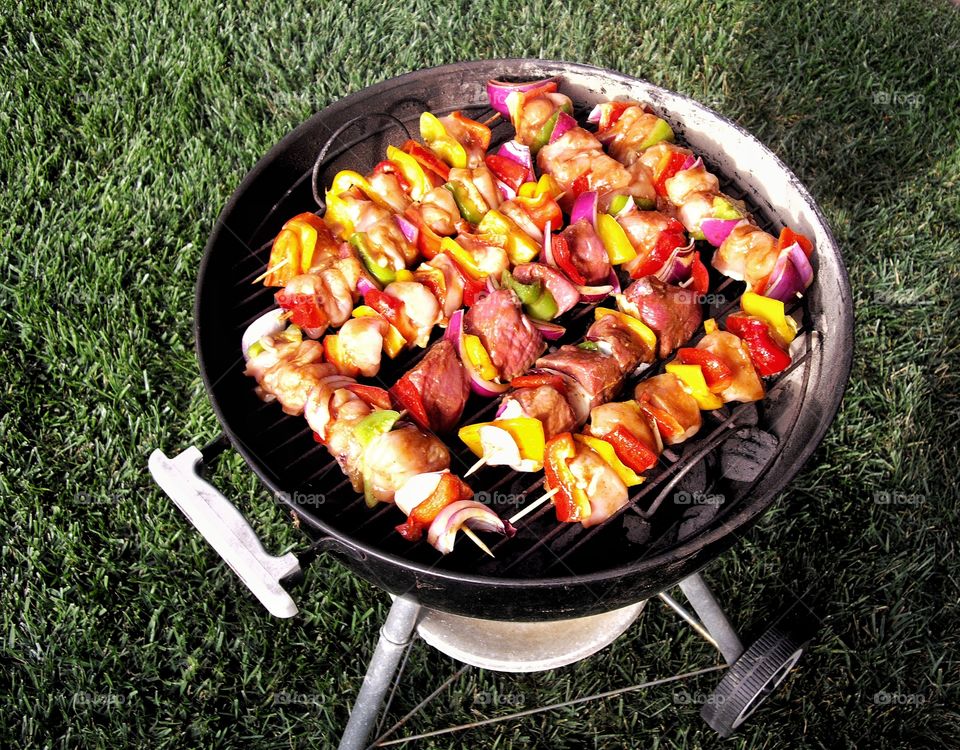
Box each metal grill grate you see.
[221,104,819,580]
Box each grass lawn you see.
[3,0,959,747]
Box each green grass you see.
[3,0,960,747]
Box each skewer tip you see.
[462,527,495,558]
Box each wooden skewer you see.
[509,487,558,525]
[278,310,293,323]
[462,527,495,558]
[252,257,289,284]
[464,456,487,477]
[481,112,502,127]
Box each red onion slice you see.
[394,214,419,245]
[762,242,815,300]
[532,320,566,340]
[549,111,578,145]
[497,140,534,179]
[700,218,741,247]
[486,78,559,117]
[541,221,555,266]
[570,191,599,228]
[427,499,516,554]
[356,276,379,296]
[575,282,615,303]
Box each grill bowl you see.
[196,59,853,620]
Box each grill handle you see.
[148,444,301,618]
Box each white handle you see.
[149,446,300,618]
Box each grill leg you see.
[338,595,421,750]
[678,573,744,665]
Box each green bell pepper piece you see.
[525,288,558,321]
[444,179,486,225]
[577,340,599,352]
[350,232,396,286]
[357,410,401,507]
[712,195,742,220]
[530,111,560,153]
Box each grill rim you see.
[194,59,854,604]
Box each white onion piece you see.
[241,308,287,361]
[394,471,446,516]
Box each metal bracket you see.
[148,445,301,618]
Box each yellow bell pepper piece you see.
[463,334,498,381]
[518,174,562,199]
[420,112,468,168]
[386,145,431,201]
[574,434,645,487]
[594,308,658,353]
[439,237,484,280]
[741,292,797,346]
[395,269,415,282]
[703,318,718,334]
[353,305,406,358]
[459,417,546,463]
[477,210,540,265]
[666,363,724,410]
[596,213,637,265]
[329,170,391,209]
[323,191,355,239]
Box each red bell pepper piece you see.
[571,172,591,199]
[461,276,488,307]
[402,205,444,260]
[630,228,688,279]
[509,373,567,392]
[725,313,792,377]
[677,348,734,393]
[364,289,417,345]
[544,433,590,523]
[654,152,689,197]
[637,394,683,441]
[689,252,710,295]
[388,376,432,433]
[395,473,473,542]
[346,384,393,411]
[600,425,659,473]
[485,154,530,193]
[274,290,327,330]
[777,226,813,258]
[402,139,450,181]
[550,233,588,286]
[595,101,632,133]
[373,159,412,195]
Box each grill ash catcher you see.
[148,60,852,744]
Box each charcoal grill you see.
[148,60,853,743]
